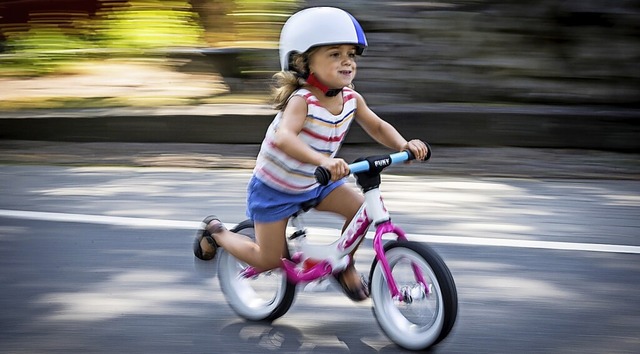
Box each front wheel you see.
[217,219,297,322]
[369,240,457,350]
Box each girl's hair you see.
[271,52,309,111]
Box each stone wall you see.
[303,0,640,107]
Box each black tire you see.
[369,240,457,350]
[217,219,297,322]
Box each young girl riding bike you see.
[193,6,429,301]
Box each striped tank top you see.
[253,88,358,194]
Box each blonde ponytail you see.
[271,51,316,111]
[271,71,304,111]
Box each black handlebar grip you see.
[314,166,331,186]
[404,149,416,161]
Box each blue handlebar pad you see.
[315,150,416,185]
[348,150,412,174]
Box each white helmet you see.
[279,7,368,71]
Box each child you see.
[194,7,429,301]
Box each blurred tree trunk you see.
[189,0,237,45]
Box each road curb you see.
[1,104,639,151]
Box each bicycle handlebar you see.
[315,145,431,186]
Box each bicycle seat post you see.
[288,213,307,241]
[291,213,304,229]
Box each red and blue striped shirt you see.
[254,88,358,193]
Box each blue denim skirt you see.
[246,176,345,223]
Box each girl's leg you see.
[207,218,288,271]
[316,183,364,229]
[315,184,367,296]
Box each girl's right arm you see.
[271,96,349,180]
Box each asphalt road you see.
[1,165,639,353]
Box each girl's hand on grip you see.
[403,139,429,161]
[321,158,349,181]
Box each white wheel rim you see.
[218,226,289,320]
[371,247,445,350]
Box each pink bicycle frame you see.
[373,221,428,299]
[240,188,429,302]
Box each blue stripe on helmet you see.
[347,13,367,47]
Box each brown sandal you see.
[192,215,226,261]
[332,264,370,302]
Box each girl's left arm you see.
[354,93,429,160]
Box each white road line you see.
[0,209,198,229]
[1,209,639,255]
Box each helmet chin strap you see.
[306,73,343,97]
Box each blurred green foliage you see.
[0,0,299,76]
[96,0,205,51]
[1,25,94,75]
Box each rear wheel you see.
[369,240,457,350]
[217,219,297,321]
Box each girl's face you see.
[308,44,358,89]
